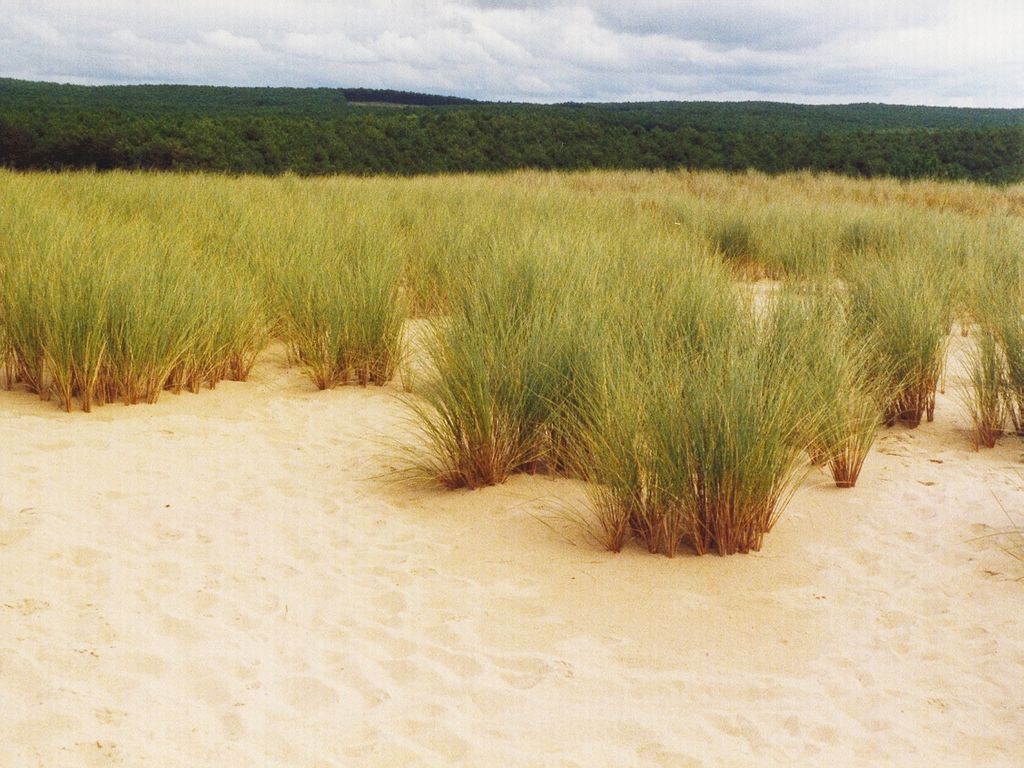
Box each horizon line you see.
[4,75,1023,112]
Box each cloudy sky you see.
[2,0,1022,107]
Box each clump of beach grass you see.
[273,221,406,389]
[964,239,1024,444]
[817,347,888,487]
[998,314,1024,437]
[840,214,902,257]
[712,215,757,269]
[0,181,269,411]
[408,239,596,489]
[576,254,816,556]
[963,329,1007,449]
[770,286,889,487]
[165,273,269,394]
[847,249,954,428]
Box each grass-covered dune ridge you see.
[1,168,1022,554]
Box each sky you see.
[1,1,1022,107]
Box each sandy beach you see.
[2,337,1022,767]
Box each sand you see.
[1,338,1022,767]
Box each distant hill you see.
[0,77,349,117]
[3,78,1019,129]
[549,100,1024,133]
[341,88,479,107]
[0,78,1021,182]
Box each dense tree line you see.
[0,78,349,117]
[1,78,1021,182]
[341,88,478,106]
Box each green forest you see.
[1,78,1021,181]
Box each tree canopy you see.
[1,78,1021,182]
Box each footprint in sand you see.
[144,560,179,582]
[13,712,78,746]
[425,646,483,678]
[190,589,220,616]
[373,588,407,615]
[709,713,770,752]
[220,711,246,741]
[3,598,51,616]
[187,667,233,707]
[158,613,203,643]
[637,742,701,768]
[877,610,910,631]
[927,697,950,713]
[93,707,128,726]
[491,655,551,690]
[73,740,123,767]
[382,658,447,690]
[153,523,185,542]
[277,676,342,713]
[864,717,892,733]
[0,527,33,547]
[400,718,471,763]
[72,547,101,567]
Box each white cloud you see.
[282,31,378,64]
[10,14,64,46]
[202,30,263,55]
[0,0,1020,105]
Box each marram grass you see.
[0,174,271,410]
[272,220,406,389]
[767,287,888,488]
[963,329,1007,449]
[964,239,1024,445]
[1,167,1022,556]
[847,249,955,428]
[578,288,817,557]
[407,237,597,488]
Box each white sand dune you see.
[1,339,1022,767]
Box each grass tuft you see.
[847,251,954,428]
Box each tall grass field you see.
[1,168,1021,554]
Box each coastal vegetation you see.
[1,167,1021,553]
